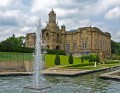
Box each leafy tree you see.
[54,53,60,65]
[81,55,84,63]
[111,40,120,55]
[0,34,28,52]
[68,53,73,64]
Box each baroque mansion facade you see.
[25,9,111,55]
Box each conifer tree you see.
[68,53,73,64]
[81,55,84,63]
[54,53,60,65]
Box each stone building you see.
[25,9,111,55]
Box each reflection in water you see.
[0,69,120,93]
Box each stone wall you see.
[0,62,32,72]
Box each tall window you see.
[66,44,70,50]
[82,42,87,49]
[46,33,49,40]
[73,43,76,49]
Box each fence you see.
[0,52,33,62]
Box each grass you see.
[0,52,119,70]
[0,52,33,62]
[45,54,89,68]
[63,62,120,70]
[0,52,89,68]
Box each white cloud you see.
[112,31,120,42]
[31,0,57,13]
[0,0,120,42]
[0,0,13,7]
[94,0,120,14]
[55,8,79,17]
[105,7,120,19]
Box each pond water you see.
[0,69,120,93]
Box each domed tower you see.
[48,9,56,24]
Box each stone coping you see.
[99,70,120,80]
[0,66,120,77]
[0,72,32,76]
[41,66,120,76]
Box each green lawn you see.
[0,52,89,68]
[45,54,89,68]
[0,52,33,62]
[63,62,120,70]
[0,52,119,70]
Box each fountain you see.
[24,19,51,91]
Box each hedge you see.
[45,49,65,55]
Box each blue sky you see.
[0,0,120,42]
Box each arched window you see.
[46,33,49,40]
[47,45,50,49]
[56,45,60,50]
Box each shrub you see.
[54,53,60,65]
[95,54,100,63]
[65,62,94,68]
[68,53,73,64]
[46,49,65,55]
[88,54,94,62]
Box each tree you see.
[81,55,84,63]
[54,53,60,65]
[111,40,120,55]
[0,34,25,52]
[68,53,73,64]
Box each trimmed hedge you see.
[46,49,65,55]
[0,45,34,53]
[65,62,94,68]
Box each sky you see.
[0,0,120,42]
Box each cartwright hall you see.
[25,9,111,55]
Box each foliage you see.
[83,55,89,60]
[54,53,60,65]
[65,62,94,68]
[95,54,100,62]
[88,54,94,62]
[0,34,34,53]
[68,53,73,64]
[111,40,120,55]
[81,55,84,63]
[46,49,65,55]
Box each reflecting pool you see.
[0,70,120,93]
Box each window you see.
[66,44,70,49]
[82,42,87,49]
[46,33,49,40]
[73,43,76,49]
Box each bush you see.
[54,53,60,65]
[68,53,73,64]
[46,49,65,55]
[0,45,34,53]
[88,54,94,62]
[65,62,94,68]
[95,54,100,63]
